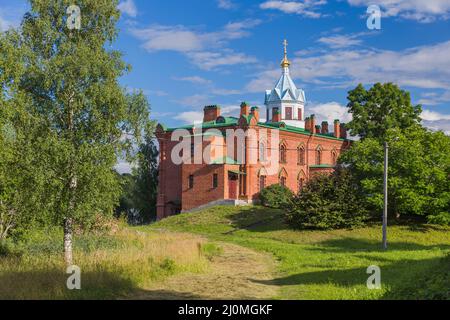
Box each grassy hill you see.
[142,205,450,300]
[1,205,448,299]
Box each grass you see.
[0,226,218,299]
[141,206,450,300]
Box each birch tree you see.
[2,0,150,264]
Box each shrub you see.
[427,212,450,226]
[284,169,369,230]
[259,184,294,209]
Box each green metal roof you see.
[165,117,239,132]
[162,117,348,142]
[210,156,242,165]
[309,164,335,168]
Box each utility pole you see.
[382,142,388,250]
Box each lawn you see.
[142,206,450,300]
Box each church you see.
[155,41,351,220]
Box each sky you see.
[1,0,450,172]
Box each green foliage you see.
[340,128,450,220]
[0,1,153,246]
[131,132,159,223]
[259,184,294,209]
[284,169,369,230]
[427,212,450,226]
[346,83,422,140]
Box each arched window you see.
[297,171,306,193]
[297,145,305,165]
[259,142,266,162]
[259,175,266,191]
[298,177,305,192]
[316,146,322,165]
[331,150,337,165]
[279,168,288,187]
[258,167,268,192]
[280,144,287,163]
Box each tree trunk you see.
[64,217,73,266]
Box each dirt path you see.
[133,242,279,300]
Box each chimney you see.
[340,123,347,139]
[250,106,260,122]
[305,117,310,131]
[272,108,281,122]
[203,105,221,123]
[240,102,250,117]
[310,114,316,134]
[334,119,340,138]
[321,121,329,134]
[315,125,321,134]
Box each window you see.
[259,175,266,191]
[331,151,337,165]
[272,107,279,119]
[188,175,194,189]
[298,108,302,120]
[259,142,266,162]
[280,144,287,163]
[285,107,292,120]
[298,178,305,192]
[297,146,305,165]
[280,176,287,187]
[316,148,322,165]
[212,173,218,188]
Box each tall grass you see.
[0,227,213,299]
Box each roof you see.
[165,117,239,132]
[160,118,348,142]
[210,156,242,165]
[309,164,335,168]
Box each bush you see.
[284,169,369,230]
[427,212,450,226]
[259,184,294,209]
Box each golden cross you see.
[283,39,288,55]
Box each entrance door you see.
[228,172,238,199]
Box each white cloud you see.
[309,101,352,124]
[176,94,212,108]
[421,109,450,121]
[347,0,450,22]
[130,20,260,70]
[217,0,237,10]
[317,33,367,49]
[175,111,204,124]
[247,40,450,94]
[174,76,212,85]
[118,0,138,18]
[260,0,327,18]
[187,50,257,70]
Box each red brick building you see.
[155,42,351,219]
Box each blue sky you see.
[2,0,450,135]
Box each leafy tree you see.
[346,83,422,140]
[131,132,159,223]
[284,169,369,230]
[259,184,294,209]
[3,0,150,264]
[340,127,450,222]
[0,28,51,242]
